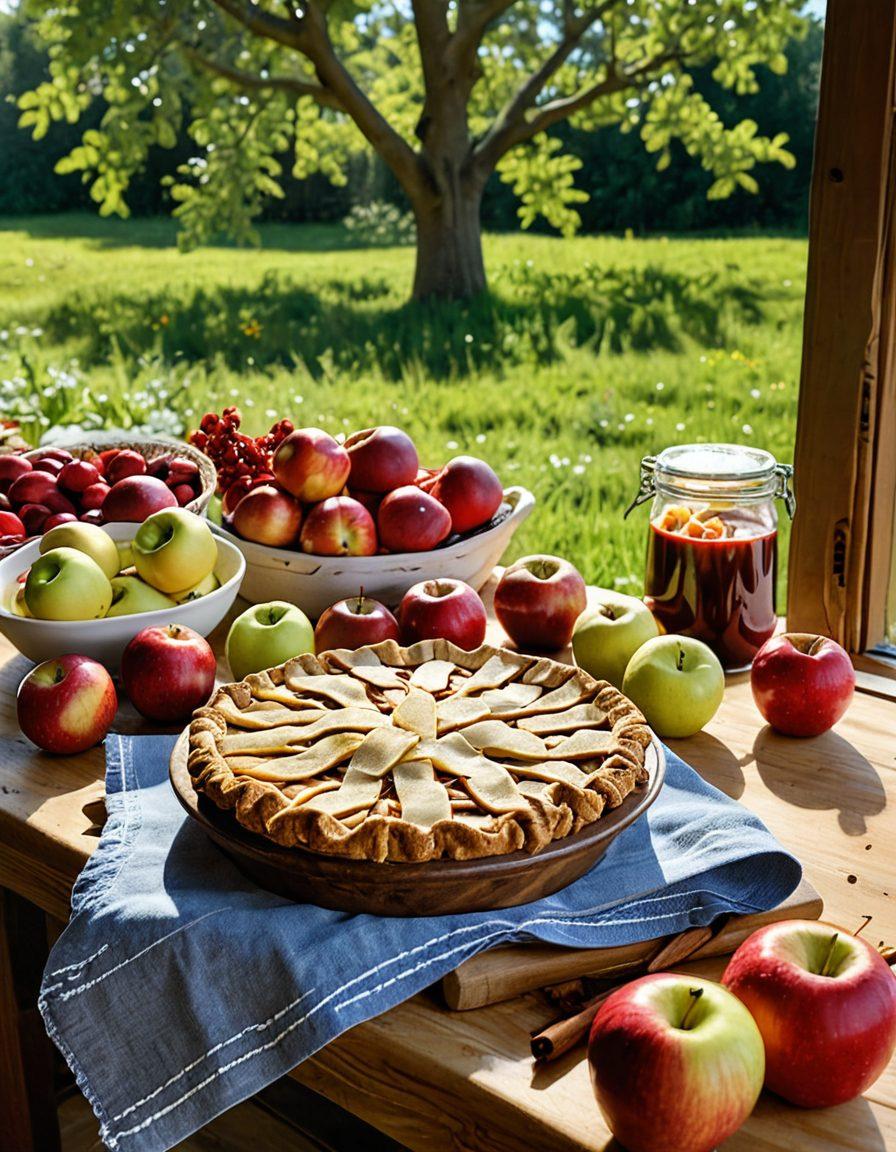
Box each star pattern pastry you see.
[188,640,653,863]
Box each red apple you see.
[315,593,400,651]
[58,459,101,494]
[750,633,855,737]
[348,488,383,518]
[272,428,350,502]
[32,456,65,477]
[300,496,377,556]
[105,449,147,486]
[344,426,419,493]
[165,457,199,487]
[494,555,587,650]
[723,920,896,1108]
[8,470,58,508]
[171,483,195,506]
[415,466,439,491]
[231,484,303,548]
[377,486,452,553]
[43,512,78,531]
[0,510,25,540]
[43,490,77,517]
[30,447,73,465]
[430,456,504,534]
[222,473,274,517]
[0,455,32,495]
[120,624,217,723]
[397,579,487,650]
[17,654,117,754]
[102,475,178,522]
[588,974,765,1152]
[145,455,170,481]
[80,510,105,526]
[80,481,111,511]
[19,503,51,535]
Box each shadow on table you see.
[666,732,746,800]
[751,726,886,837]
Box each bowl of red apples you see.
[0,436,217,558]
[192,409,534,618]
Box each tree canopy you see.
[17,0,808,296]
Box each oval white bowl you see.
[0,522,246,668]
[214,486,535,618]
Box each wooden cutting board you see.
[441,877,822,1010]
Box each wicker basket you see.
[0,435,217,559]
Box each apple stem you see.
[53,664,65,685]
[676,644,685,673]
[819,932,840,977]
[854,914,873,938]
[679,987,703,1030]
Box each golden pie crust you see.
[188,640,652,863]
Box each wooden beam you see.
[788,0,896,649]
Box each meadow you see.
[0,215,807,597]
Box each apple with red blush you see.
[430,455,503,533]
[58,458,101,494]
[43,512,78,531]
[17,654,117,754]
[378,486,452,552]
[102,475,178,522]
[723,920,896,1108]
[80,482,111,511]
[105,449,147,486]
[8,470,58,508]
[345,426,419,493]
[315,592,400,651]
[0,455,33,495]
[273,428,350,502]
[398,579,487,650]
[0,510,25,541]
[121,624,217,723]
[494,555,587,650]
[750,633,855,737]
[300,496,377,556]
[20,503,51,535]
[231,484,303,548]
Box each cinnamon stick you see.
[530,920,723,1063]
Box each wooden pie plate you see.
[169,730,665,917]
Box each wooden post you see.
[788,0,896,651]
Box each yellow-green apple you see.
[173,571,220,604]
[273,428,350,502]
[622,635,724,737]
[10,585,30,617]
[0,454,32,495]
[40,521,121,580]
[723,920,896,1108]
[58,458,101,494]
[572,590,659,688]
[430,456,504,534]
[344,426,419,493]
[8,469,59,508]
[121,624,217,722]
[750,634,855,737]
[315,593,400,651]
[231,484,303,548]
[102,475,177,522]
[300,496,377,556]
[17,654,117,754]
[494,555,587,650]
[24,547,113,621]
[132,507,217,593]
[106,576,177,617]
[588,974,764,1152]
[377,486,452,552]
[398,579,487,649]
[226,601,315,680]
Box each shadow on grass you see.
[28,263,769,380]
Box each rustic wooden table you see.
[1,579,894,1152]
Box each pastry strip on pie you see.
[282,672,380,711]
[518,702,609,735]
[436,695,491,734]
[409,661,455,693]
[421,733,528,814]
[221,708,389,755]
[454,652,530,695]
[214,697,327,731]
[303,729,420,818]
[393,759,452,828]
[228,732,366,781]
[480,683,543,713]
[393,687,438,740]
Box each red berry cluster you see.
[189,408,293,495]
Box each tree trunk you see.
[412,181,487,300]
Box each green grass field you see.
[0,215,807,597]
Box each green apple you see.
[133,507,217,594]
[226,601,315,681]
[117,541,134,570]
[40,521,120,581]
[10,585,30,618]
[24,547,113,621]
[572,589,659,688]
[172,571,220,604]
[106,575,177,617]
[622,634,725,738]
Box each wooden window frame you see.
[788,0,896,660]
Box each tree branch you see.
[450,0,519,67]
[208,0,307,50]
[186,48,342,108]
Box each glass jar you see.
[627,444,795,670]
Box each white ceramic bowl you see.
[214,486,535,618]
[0,522,245,668]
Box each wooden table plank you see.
[0,580,894,1152]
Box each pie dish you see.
[188,639,653,864]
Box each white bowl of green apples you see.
[0,513,245,668]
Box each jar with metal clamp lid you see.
[626,443,795,669]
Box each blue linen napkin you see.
[40,734,801,1152]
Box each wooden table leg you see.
[0,888,61,1152]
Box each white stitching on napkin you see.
[45,944,109,982]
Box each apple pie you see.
[188,640,653,863]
